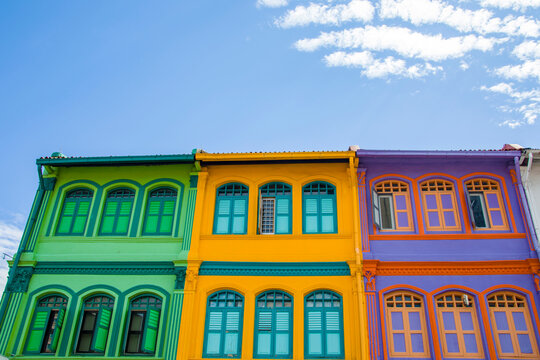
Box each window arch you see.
[203,290,244,358]
[303,182,337,234]
[465,178,509,230]
[25,294,68,354]
[258,183,292,235]
[100,188,135,236]
[213,183,249,235]
[143,187,177,235]
[254,290,293,358]
[372,180,414,231]
[487,292,539,358]
[304,290,344,359]
[123,295,162,355]
[56,188,93,235]
[420,180,461,231]
[435,292,483,358]
[76,295,115,353]
[384,291,430,358]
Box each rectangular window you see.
[469,193,489,228]
[260,198,275,234]
[379,195,395,230]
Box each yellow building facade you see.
[177,151,368,360]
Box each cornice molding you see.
[363,259,540,276]
[199,261,351,276]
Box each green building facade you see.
[0,152,199,360]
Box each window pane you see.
[224,333,238,355]
[442,312,456,330]
[216,217,229,234]
[391,312,404,330]
[321,215,334,233]
[206,333,221,354]
[326,333,340,355]
[130,313,144,331]
[305,216,318,233]
[82,312,97,331]
[499,333,514,353]
[464,333,478,354]
[232,217,245,234]
[512,311,528,331]
[470,194,488,228]
[380,196,394,229]
[517,334,533,354]
[494,311,509,330]
[159,215,173,233]
[408,312,421,331]
[445,333,460,353]
[393,333,406,353]
[126,334,141,353]
[78,333,92,352]
[275,333,289,355]
[308,334,322,355]
[411,333,424,353]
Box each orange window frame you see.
[385,292,430,358]
[435,292,484,359]
[487,292,539,359]
[420,180,461,231]
[375,181,414,232]
[465,179,509,231]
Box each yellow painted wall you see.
[178,155,369,360]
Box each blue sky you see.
[1,0,539,289]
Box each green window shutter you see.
[48,308,66,352]
[26,309,50,353]
[320,197,335,233]
[57,215,72,234]
[141,308,160,354]
[275,197,291,234]
[232,199,247,234]
[72,201,91,234]
[214,198,231,234]
[205,311,223,355]
[91,307,112,352]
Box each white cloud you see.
[276,0,374,28]
[495,59,540,80]
[257,0,288,8]
[513,40,540,59]
[481,82,540,126]
[295,25,501,61]
[480,0,540,11]
[379,0,540,37]
[460,60,470,69]
[0,220,23,293]
[324,51,442,78]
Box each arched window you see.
[76,295,115,353]
[143,187,177,235]
[303,182,337,234]
[372,181,414,231]
[25,295,68,354]
[213,183,249,235]
[435,292,483,358]
[420,180,461,231]
[465,179,509,230]
[258,183,292,234]
[100,188,135,235]
[56,188,93,235]
[304,290,344,359]
[487,292,539,358]
[203,290,244,358]
[124,295,162,355]
[385,292,430,358]
[254,290,293,358]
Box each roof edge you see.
[356,149,522,159]
[196,151,355,162]
[36,154,195,167]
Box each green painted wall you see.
[0,161,197,360]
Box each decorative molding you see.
[369,233,527,241]
[363,270,376,291]
[42,177,56,191]
[190,175,198,188]
[174,268,186,290]
[363,259,540,277]
[33,261,187,278]
[6,267,33,293]
[198,261,351,276]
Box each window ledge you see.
[370,233,526,240]
[200,234,350,241]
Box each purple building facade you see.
[356,150,540,360]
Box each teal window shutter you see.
[303,182,337,234]
[213,184,249,235]
[25,295,68,354]
[305,291,344,359]
[203,290,244,358]
[100,188,135,236]
[56,188,93,235]
[259,183,292,235]
[254,290,293,359]
[124,295,162,355]
[143,187,178,235]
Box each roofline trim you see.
[196,151,355,162]
[36,154,195,166]
[356,150,522,159]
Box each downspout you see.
[514,156,540,259]
[0,165,46,325]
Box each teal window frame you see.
[258,183,292,235]
[142,187,178,236]
[56,188,93,236]
[99,188,135,236]
[213,183,249,235]
[203,290,244,358]
[304,290,344,359]
[74,295,115,354]
[122,295,162,355]
[253,290,293,359]
[302,182,337,234]
[24,295,68,355]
